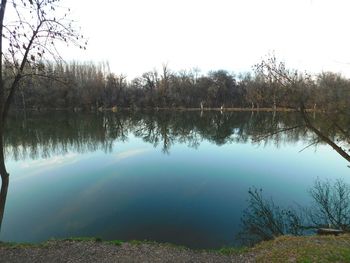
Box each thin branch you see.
[299,139,320,153]
[252,125,302,142]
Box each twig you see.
[299,139,320,153]
[253,125,302,142]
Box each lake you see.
[0,110,349,249]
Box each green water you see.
[0,110,349,249]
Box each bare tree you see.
[0,0,85,181]
[0,0,84,232]
[240,179,350,245]
[239,187,304,245]
[255,54,350,163]
[308,179,350,231]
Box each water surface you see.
[0,111,349,248]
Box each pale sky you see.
[60,0,350,78]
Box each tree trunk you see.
[21,89,26,112]
[0,174,8,232]
[0,130,8,181]
[0,0,9,234]
[0,124,8,233]
[317,228,344,236]
[300,104,350,163]
[0,0,8,130]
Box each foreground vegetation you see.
[240,178,350,247]
[250,234,350,262]
[1,235,350,262]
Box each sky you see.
[60,0,350,79]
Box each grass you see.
[251,234,350,262]
[217,246,249,255]
[107,240,123,246]
[128,239,188,250]
[64,237,125,246]
[64,237,102,242]
[0,241,48,249]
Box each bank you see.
[13,106,321,112]
[1,234,350,262]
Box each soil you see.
[0,240,255,263]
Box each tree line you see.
[7,61,350,112]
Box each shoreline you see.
[12,107,320,113]
[1,235,350,262]
[0,238,248,263]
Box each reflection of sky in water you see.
[1,134,350,249]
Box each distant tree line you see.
[6,61,350,112]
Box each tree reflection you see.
[1,110,350,234]
[0,159,8,233]
[239,179,350,246]
[239,187,306,246]
[3,110,343,161]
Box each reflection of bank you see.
[5,110,350,164]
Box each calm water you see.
[0,110,349,249]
